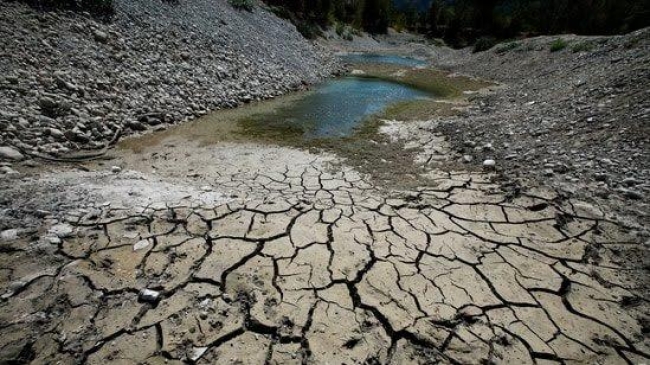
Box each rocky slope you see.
[425,30,649,229]
[0,0,337,162]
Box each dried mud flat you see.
[1,118,649,364]
[1,28,649,365]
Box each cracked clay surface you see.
[1,127,648,365]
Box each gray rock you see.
[93,30,109,43]
[127,120,147,131]
[0,229,19,241]
[622,177,640,186]
[0,166,19,175]
[47,128,66,140]
[594,173,609,182]
[0,146,25,161]
[619,188,643,200]
[48,223,74,238]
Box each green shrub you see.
[494,41,519,54]
[335,22,345,36]
[571,42,595,52]
[296,22,322,39]
[550,38,568,52]
[335,23,354,41]
[228,0,254,11]
[472,36,497,53]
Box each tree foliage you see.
[263,0,391,35]
[426,0,650,47]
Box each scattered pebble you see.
[139,289,161,303]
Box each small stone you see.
[622,177,640,186]
[48,223,74,238]
[543,169,554,176]
[462,155,473,163]
[111,166,122,173]
[0,146,25,161]
[0,166,19,175]
[127,120,147,131]
[47,128,66,139]
[133,239,151,251]
[189,347,208,361]
[45,236,61,245]
[93,30,109,43]
[600,158,615,166]
[594,173,608,182]
[139,289,161,303]
[200,185,213,192]
[350,69,365,75]
[619,189,643,200]
[483,159,496,169]
[0,229,19,241]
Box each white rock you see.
[44,235,62,245]
[48,223,74,238]
[133,239,151,251]
[111,166,122,173]
[139,289,161,303]
[0,229,19,241]
[350,69,366,75]
[189,347,209,361]
[0,146,24,161]
[483,159,496,169]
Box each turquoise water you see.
[339,53,428,67]
[263,76,432,138]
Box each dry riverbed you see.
[1,39,649,365]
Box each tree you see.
[362,0,391,33]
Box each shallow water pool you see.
[250,76,433,138]
[339,53,428,67]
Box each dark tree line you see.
[263,0,392,36]
[426,0,650,47]
[264,0,649,45]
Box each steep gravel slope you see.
[0,0,337,160]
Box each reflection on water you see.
[339,53,428,67]
[257,76,433,138]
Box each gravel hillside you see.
[428,30,650,227]
[0,0,337,161]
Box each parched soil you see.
[0,24,649,365]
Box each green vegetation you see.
[494,41,520,53]
[229,0,255,11]
[335,22,356,41]
[550,38,568,52]
[572,42,595,53]
[351,63,492,98]
[426,0,649,48]
[472,37,498,53]
[262,0,391,35]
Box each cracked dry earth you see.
[1,126,649,365]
